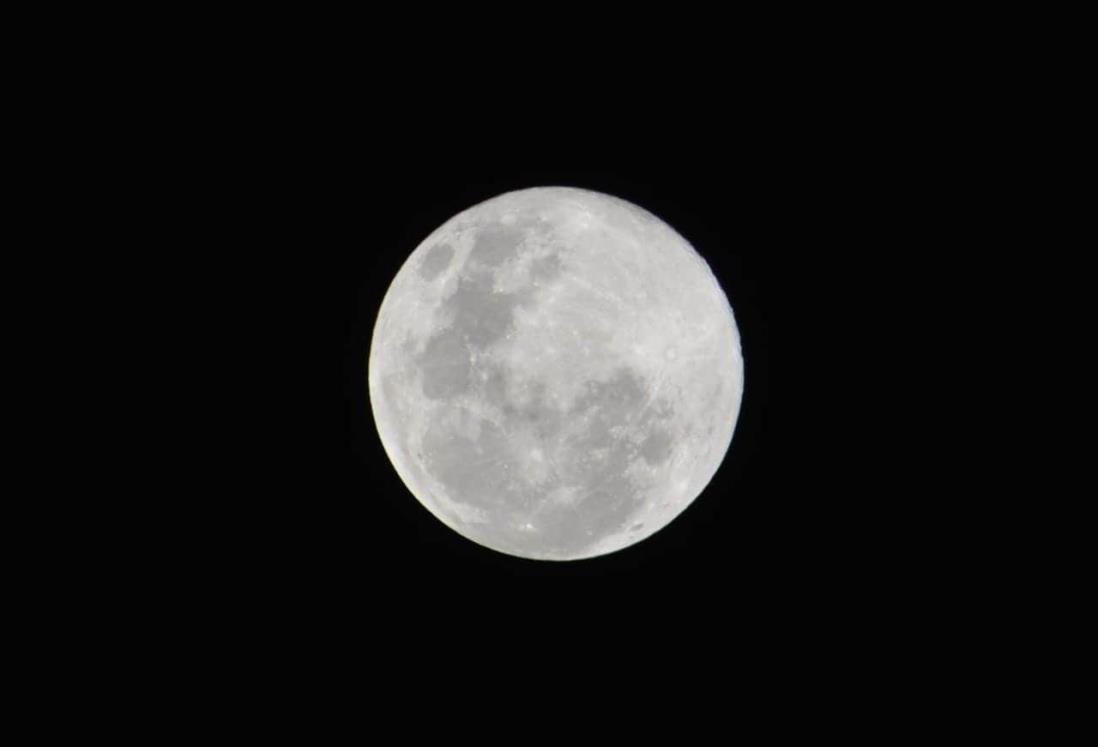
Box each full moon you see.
[369,187,743,560]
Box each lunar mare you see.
[369,187,743,560]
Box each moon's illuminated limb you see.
[369,187,743,560]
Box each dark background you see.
[244,115,799,602]
[167,76,886,657]
[48,16,983,711]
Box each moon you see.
[369,187,743,560]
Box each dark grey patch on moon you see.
[419,330,470,400]
[565,370,650,480]
[482,366,508,406]
[419,363,662,557]
[652,399,676,421]
[639,429,672,465]
[468,224,525,267]
[571,368,648,425]
[530,252,564,283]
[445,272,525,350]
[506,381,565,443]
[494,366,652,555]
[422,419,516,508]
[532,483,641,557]
[419,243,454,280]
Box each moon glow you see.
[369,187,743,560]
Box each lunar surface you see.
[369,187,743,560]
